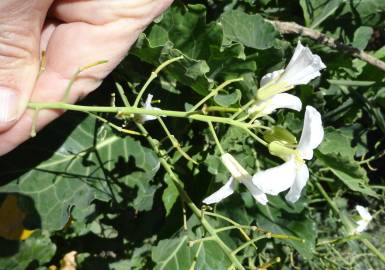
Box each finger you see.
[0,0,174,156]
[52,0,173,26]
[0,0,54,132]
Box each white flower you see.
[252,106,324,203]
[257,41,326,100]
[134,94,159,123]
[203,153,268,205]
[354,205,372,233]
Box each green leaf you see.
[162,174,179,216]
[0,231,56,270]
[341,0,385,25]
[109,243,153,270]
[316,153,378,197]
[132,4,257,96]
[133,38,212,95]
[318,127,356,158]
[0,114,160,230]
[152,236,191,270]
[373,87,385,108]
[152,235,230,270]
[214,89,241,107]
[133,184,159,212]
[300,0,343,28]
[352,26,373,50]
[220,10,277,49]
[255,196,316,259]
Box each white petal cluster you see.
[279,41,326,86]
[253,106,324,203]
[354,205,372,233]
[202,42,326,206]
[251,41,325,116]
[203,107,323,205]
[260,41,326,91]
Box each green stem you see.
[133,56,183,108]
[208,121,225,155]
[204,106,240,113]
[231,99,255,120]
[215,225,252,233]
[240,126,268,147]
[203,211,258,250]
[232,236,266,255]
[62,60,108,103]
[314,182,339,214]
[188,236,215,246]
[28,102,258,130]
[189,77,243,112]
[157,117,198,165]
[136,123,245,270]
[204,212,302,241]
[115,82,131,106]
[361,239,385,264]
[189,240,204,270]
[88,112,142,136]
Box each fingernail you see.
[0,87,18,122]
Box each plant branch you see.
[189,77,243,112]
[28,102,259,130]
[267,20,385,72]
[208,121,225,155]
[133,56,183,107]
[62,60,108,102]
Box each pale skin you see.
[0,0,173,155]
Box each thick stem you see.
[28,102,259,130]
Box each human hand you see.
[0,0,173,155]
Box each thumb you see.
[0,0,53,132]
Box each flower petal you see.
[280,41,326,86]
[240,176,268,205]
[356,205,372,221]
[221,153,249,179]
[248,93,302,115]
[297,106,324,160]
[267,93,303,113]
[135,94,160,122]
[355,220,369,233]
[144,94,154,108]
[260,69,284,87]
[202,177,236,204]
[285,163,309,203]
[252,158,297,195]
